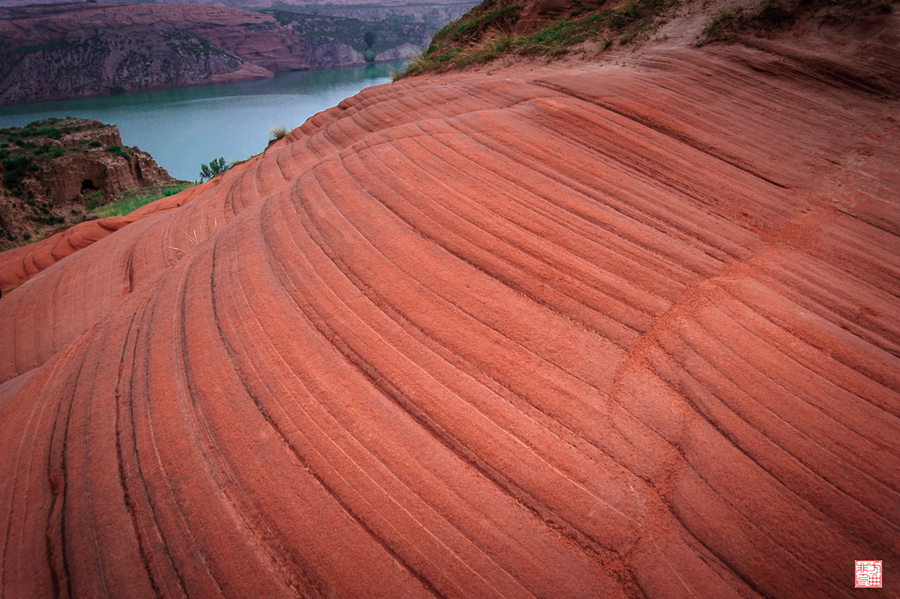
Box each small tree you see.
[364,31,376,49]
[199,156,228,182]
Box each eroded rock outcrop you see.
[0,118,174,252]
[0,7,897,598]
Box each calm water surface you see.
[0,62,404,181]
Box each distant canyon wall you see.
[0,2,455,105]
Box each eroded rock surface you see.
[0,13,897,598]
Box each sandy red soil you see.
[0,13,897,598]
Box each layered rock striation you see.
[0,7,897,598]
[0,3,311,104]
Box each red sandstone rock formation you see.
[0,9,897,598]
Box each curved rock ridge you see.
[0,18,898,598]
[0,182,208,292]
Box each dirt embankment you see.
[0,4,897,597]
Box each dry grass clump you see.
[269,125,289,142]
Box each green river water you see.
[0,62,404,181]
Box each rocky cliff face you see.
[0,2,462,105]
[0,3,311,104]
[0,118,173,249]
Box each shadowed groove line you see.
[223,283,507,599]
[531,79,792,191]
[436,108,749,265]
[405,126,700,294]
[273,178,644,557]
[346,144,640,346]
[34,357,81,599]
[699,306,898,478]
[301,157,674,491]
[318,156,640,404]
[433,124,745,278]
[696,299,900,478]
[189,235,327,598]
[70,315,120,598]
[207,231,447,599]
[716,284,900,407]
[175,246,312,597]
[758,260,900,358]
[644,350,880,595]
[290,187,647,490]
[520,96,787,218]
[261,234,632,590]
[674,312,900,525]
[114,307,165,598]
[261,181,662,587]
[307,159,641,433]
[117,287,191,598]
[384,133,666,321]
[131,292,220,597]
[640,357,851,598]
[136,264,225,598]
[249,194,580,597]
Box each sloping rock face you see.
[0,13,898,599]
[0,182,206,292]
[0,3,310,104]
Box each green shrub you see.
[88,140,102,147]
[84,191,105,210]
[703,5,745,41]
[198,157,229,182]
[1,155,35,188]
[21,127,63,139]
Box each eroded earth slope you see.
[0,11,898,598]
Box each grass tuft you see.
[269,125,289,142]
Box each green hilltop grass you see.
[91,182,193,219]
[396,0,676,78]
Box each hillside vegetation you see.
[399,0,896,76]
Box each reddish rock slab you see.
[0,14,898,599]
[0,182,209,293]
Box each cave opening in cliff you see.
[81,179,98,193]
